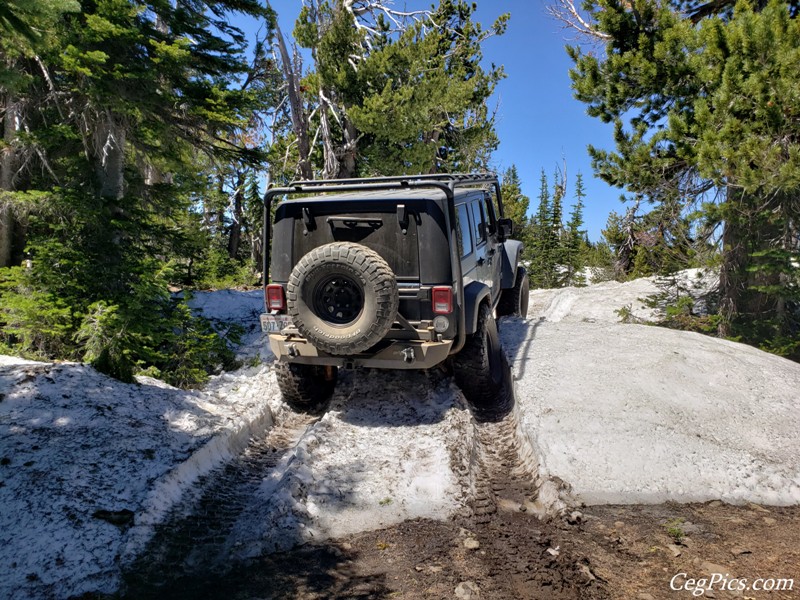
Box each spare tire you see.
[287,242,399,355]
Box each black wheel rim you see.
[313,274,364,325]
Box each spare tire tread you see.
[287,242,399,355]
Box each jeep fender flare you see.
[463,281,492,335]
[500,240,524,289]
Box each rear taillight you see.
[432,286,453,314]
[266,284,286,311]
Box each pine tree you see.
[528,170,555,288]
[564,172,588,285]
[0,0,80,267]
[0,0,276,381]
[549,168,565,282]
[500,165,533,268]
[500,165,529,226]
[271,0,508,178]
[567,0,800,351]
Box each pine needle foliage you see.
[568,0,800,355]
[0,0,271,384]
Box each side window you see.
[483,192,498,233]
[471,200,486,245]
[456,203,473,257]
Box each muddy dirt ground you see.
[121,495,800,600]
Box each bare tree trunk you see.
[427,130,441,174]
[274,19,313,180]
[94,112,126,201]
[775,211,792,330]
[251,232,262,281]
[0,91,18,267]
[718,222,745,336]
[319,94,340,180]
[614,199,640,279]
[227,172,244,258]
[338,118,358,178]
[718,188,787,336]
[718,187,751,337]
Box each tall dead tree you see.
[272,15,313,181]
[270,0,434,180]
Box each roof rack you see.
[287,173,498,189]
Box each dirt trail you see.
[118,272,800,599]
[118,379,800,600]
[120,389,610,600]
[120,360,586,599]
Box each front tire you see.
[275,361,337,413]
[497,266,530,318]
[453,303,510,419]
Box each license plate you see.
[261,314,292,333]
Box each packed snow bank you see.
[188,289,273,362]
[226,368,474,558]
[528,268,716,326]
[0,358,275,600]
[503,272,800,506]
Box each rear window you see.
[271,197,453,285]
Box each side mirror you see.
[497,218,513,239]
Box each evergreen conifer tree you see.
[567,0,800,353]
[564,172,588,286]
[0,0,276,381]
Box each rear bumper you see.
[268,334,453,370]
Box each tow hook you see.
[402,347,416,364]
[287,343,299,358]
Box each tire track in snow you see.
[123,359,568,598]
[466,384,573,525]
[123,405,320,598]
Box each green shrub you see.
[159,301,239,388]
[1,259,239,387]
[0,267,76,359]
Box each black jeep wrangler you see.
[261,173,529,414]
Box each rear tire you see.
[453,303,511,420]
[497,266,530,318]
[274,361,337,413]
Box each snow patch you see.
[225,369,475,558]
[504,271,800,506]
[0,321,275,599]
[187,289,273,362]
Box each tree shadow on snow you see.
[0,361,240,600]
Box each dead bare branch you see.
[344,0,434,33]
[546,0,612,41]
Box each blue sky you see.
[240,1,625,241]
